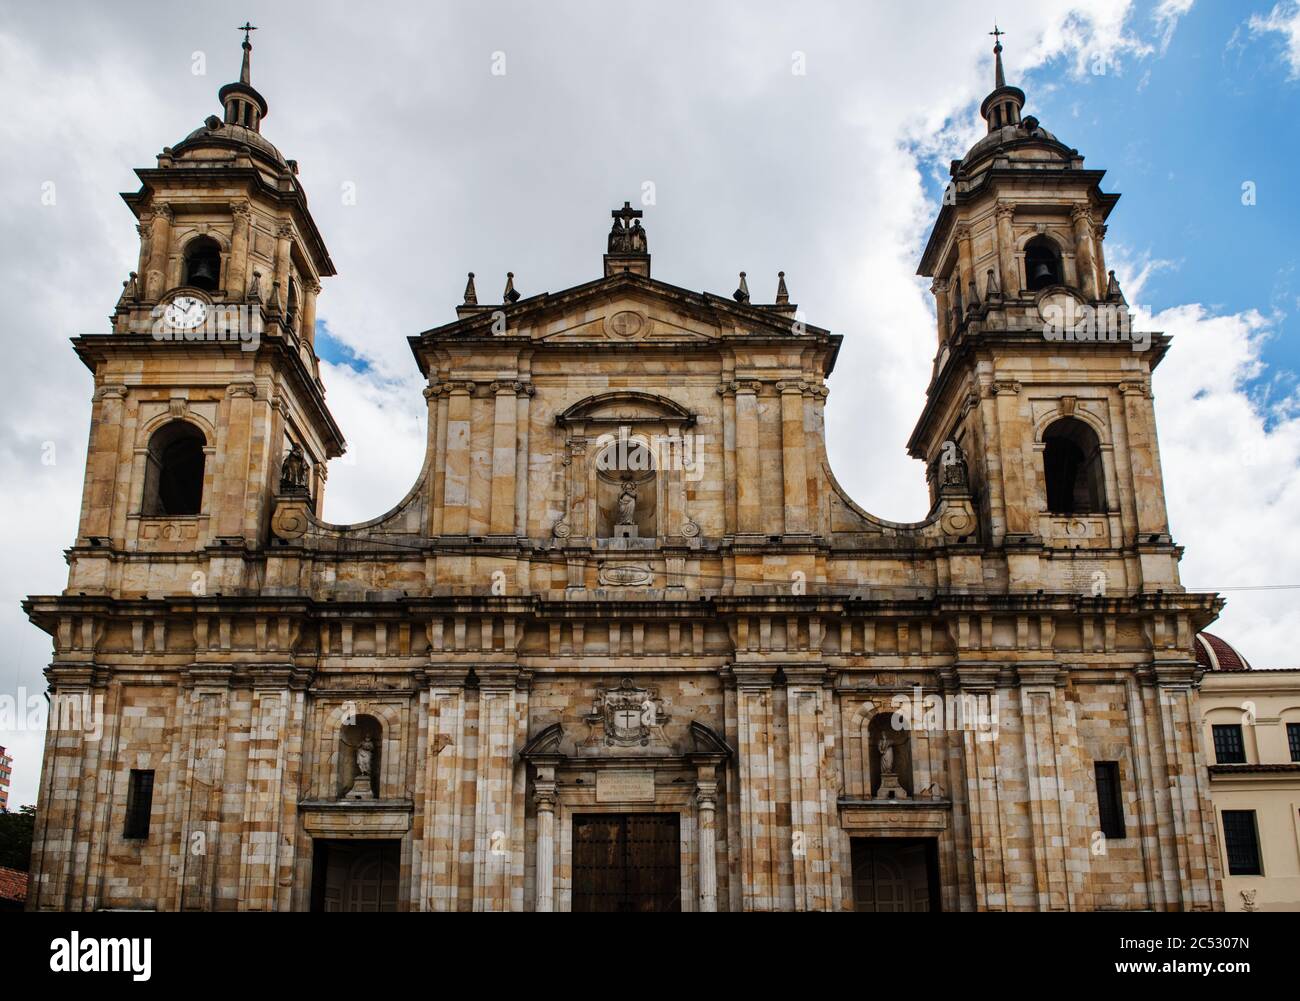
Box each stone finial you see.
[966,277,980,312]
[733,272,750,304]
[775,271,789,305]
[1106,269,1126,303]
[985,267,1000,298]
[504,272,521,304]
[463,272,478,306]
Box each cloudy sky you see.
[2,0,1299,807]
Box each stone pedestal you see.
[875,774,909,801]
[344,774,375,801]
[614,524,638,539]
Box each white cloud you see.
[1154,0,1197,54]
[1249,1,1300,78]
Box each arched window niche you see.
[869,711,913,800]
[1024,235,1064,292]
[142,421,206,516]
[1043,417,1105,515]
[182,235,222,293]
[339,714,382,801]
[595,436,657,539]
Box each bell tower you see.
[909,31,1179,594]
[70,26,343,596]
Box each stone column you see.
[733,665,778,910]
[82,384,128,543]
[272,222,292,312]
[489,381,519,536]
[514,384,533,538]
[1120,381,1170,537]
[995,203,1017,296]
[931,279,951,344]
[784,666,838,911]
[300,281,320,348]
[236,669,300,911]
[416,668,469,911]
[472,668,527,912]
[696,770,719,912]
[227,201,251,300]
[533,768,557,912]
[1071,206,1099,300]
[734,382,761,535]
[442,382,473,535]
[216,382,258,541]
[955,224,974,310]
[777,381,810,535]
[145,204,173,300]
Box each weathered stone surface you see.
[23,37,1226,913]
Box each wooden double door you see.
[572,813,681,912]
[850,837,940,912]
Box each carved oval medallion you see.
[605,310,646,338]
[598,563,653,587]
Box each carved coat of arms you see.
[587,677,667,746]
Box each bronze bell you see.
[1031,262,1054,285]
[187,256,220,291]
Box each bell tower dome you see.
[908,28,1181,596]
[66,27,343,596]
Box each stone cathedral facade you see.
[24,36,1225,912]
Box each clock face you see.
[165,296,207,330]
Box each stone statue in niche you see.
[872,725,910,801]
[878,733,896,776]
[356,736,374,778]
[279,441,309,495]
[341,725,379,801]
[616,479,637,524]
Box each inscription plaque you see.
[596,770,655,803]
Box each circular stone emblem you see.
[607,310,646,338]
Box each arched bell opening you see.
[142,421,206,516]
[1043,417,1106,515]
[182,235,223,293]
[1025,235,1064,292]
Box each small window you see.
[1043,417,1105,515]
[142,422,206,516]
[1025,236,1063,291]
[1094,761,1126,839]
[1212,724,1246,764]
[183,236,222,293]
[124,769,155,839]
[1221,810,1262,876]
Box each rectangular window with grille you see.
[1212,724,1246,764]
[1288,723,1300,763]
[124,769,155,839]
[1094,761,1126,839]
[1221,810,1262,876]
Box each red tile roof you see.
[0,866,27,904]
[1195,632,1252,672]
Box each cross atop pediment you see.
[607,200,648,259]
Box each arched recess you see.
[338,714,383,799]
[1041,416,1106,515]
[180,234,224,293]
[141,420,207,516]
[1024,235,1065,291]
[319,701,404,800]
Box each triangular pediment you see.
[414,271,829,346]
